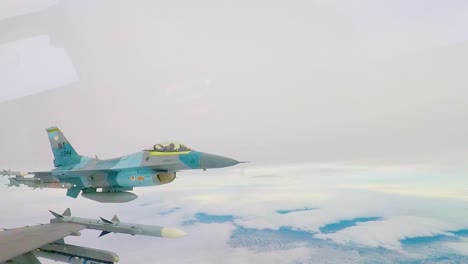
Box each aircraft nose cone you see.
[199,153,240,169]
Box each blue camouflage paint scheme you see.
[112,152,145,170]
[116,168,156,188]
[179,151,201,169]
[3,127,242,202]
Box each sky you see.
[1,1,468,263]
[1,0,468,167]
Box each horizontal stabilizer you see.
[66,187,81,198]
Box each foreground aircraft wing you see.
[0,223,85,263]
[0,208,186,264]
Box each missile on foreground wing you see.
[49,208,186,239]
[35,250,113,264]
[38,242,119,263]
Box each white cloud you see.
[3,163,468,263]
[444,238,468,257]
[61,223,317,264]
[314,216,459,252]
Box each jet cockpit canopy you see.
[145,142,191,153]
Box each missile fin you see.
[111,215,120,223]
[99,231,111,237]
[100,217,114,224]
[49,210,63,219]
[62,208,71,217]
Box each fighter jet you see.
[1,127,242,203]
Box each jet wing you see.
[1,169,115,185]
[0,223,84,263]
[33,171,61,182]
[2,166,172,180]
[0,170,60,184]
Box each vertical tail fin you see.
[46,127,81,167]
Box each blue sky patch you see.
[276,207,316,214]
[184,212,235,225]
[450,229,468,236]
[320,217,381,233]
[158,207,181,215]
[401,234,459,246]
[398,255,466,264]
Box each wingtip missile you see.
[50,209,186,239]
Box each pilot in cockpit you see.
[151,142,191,152]
[167,143,175,152]
[153,144,164,152]
[178,144,189,151]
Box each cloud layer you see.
[2,163,468,263]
